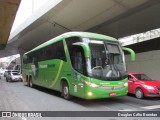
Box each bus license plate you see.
[109,92,116,97]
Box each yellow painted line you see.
[49,61,63,88]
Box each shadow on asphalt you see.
[23,84,130,107]
[127,93,160,101]
[24,84,61,98]
[24,84,160,107]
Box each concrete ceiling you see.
[1,0,160,58]
[89,0,160,38]
[0,0,21,50]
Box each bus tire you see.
[135,88,144,99]
[62,82,72,100]
[28,77,34,88]
[27,77,30,86]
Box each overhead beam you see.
[0,0,21,50]
[88,0,160,38]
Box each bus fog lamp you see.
[88,92,93,96]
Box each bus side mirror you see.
[73,42,90,58]
[122,47,135,61]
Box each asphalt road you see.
[0,76,160,120]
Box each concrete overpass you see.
[0,0,21,50]
[1,0,160,58]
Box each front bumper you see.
[84,85,128,99]
[144,89,160,97]
[10,78,22,82]
[145,92,160,97]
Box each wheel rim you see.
[64,86,68,96]
[136,90,142,98]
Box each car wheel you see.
[135,88,144,99]
[62,82,72,100]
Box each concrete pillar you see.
[18,48,26,74]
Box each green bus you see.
[22,32,135,99]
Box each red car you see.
[128,72,160,99]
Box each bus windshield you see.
[82,38,127,80]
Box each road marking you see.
[141,105,160,110]
[119,105,160,111]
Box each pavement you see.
[0,76,160,120]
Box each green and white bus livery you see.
[22,32,135,99]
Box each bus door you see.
[72,46,86,97]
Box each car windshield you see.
[134,74,152,81]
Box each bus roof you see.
[24,32,117,55]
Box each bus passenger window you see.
[55,41,66,61]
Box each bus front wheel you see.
[62,82,72,100]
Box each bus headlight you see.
[124,82,128,87]
[83,80,99,88]
[90,83,99,88]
